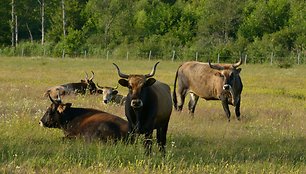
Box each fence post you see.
[149,50,151,61]
[195,52,198,61]
[126,51,129,60]
[270,52,273,65]
[297,52,300,65]
[172,50,175,62]
[244,54,247,65]
[84,50,87,58]
[62,49,65,58]
[217,53,220,63]
[21,48,24,57]
[107,50,109,60]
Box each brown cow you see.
[40,93,129,142]
[173,59,243,121]
[96,84,126,105]
[113,62,172,156]
[45,71,97,99]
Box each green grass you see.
[0,57,305,173]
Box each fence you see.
[1,47,305,65]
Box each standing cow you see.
[113,62,172,155]
[45,71,97,99]
[40,92,129,142]
[173,59,243,121]
[96,84,126,105]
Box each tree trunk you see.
[15,15,18,46]
[11,0,15,47]
[26,23,33,43]
[62,0,66,39]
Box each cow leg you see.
[157,124,169,156]
[235,97,241,121]
[144,132,153,156]
[188,93,199,115]
[177,88,188,111]
[221,99,231,122]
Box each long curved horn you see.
[145,62,160,78]
[85,72,89,80]
[114,85,118,89]
[232,58,242,68]
[113,63,129,79]
[48,93,57,104]
[90,71,95,80]
[208,59,224,70]
[96,83,103,89]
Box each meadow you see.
[0,57,305,173]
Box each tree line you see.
[0,0,305,63]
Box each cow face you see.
[39,94,72,128]
[215,68,241,92]
[97,85,119,104]
[113,62,159,109]
[118,76,156,108]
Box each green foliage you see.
[0,0,305,62]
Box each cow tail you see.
[173,65,181,110]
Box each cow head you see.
[97,84,119,104]
[39,91,72,128]
[84,71,97,94]
[113,62,159,109]
[209,59,242,101]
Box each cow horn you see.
[48,94,57,104]
[85,72,89,80]
[232,58,242,68]
[113,63,129,79]
[90,71,95,80]
[114,85,118,89]
[208,59,224,70]
[96,83,103,89]
[145,62,160,78]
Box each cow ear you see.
[96,89,103,94]
[118,79,129,87]
[236,68,242,73]
[80,79,85,83]
[145,78,156,87]
[57,103,72,113]
[112,90,118,95]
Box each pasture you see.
[0,57,305,173]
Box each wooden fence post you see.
[195,52,198,61]
[217,53,220,63]
[270,52,273,65]
[172,50,175,61]
[244,54,247,65]
[149,50,151,61]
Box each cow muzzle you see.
[223,84,231,91]
[131,99,143,108]
[39,121,45,127]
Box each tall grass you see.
[0,57,305,173]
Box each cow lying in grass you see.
[40,92,128,142]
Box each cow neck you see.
[59,107,91,128]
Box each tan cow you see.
[173,59,243,121]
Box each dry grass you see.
[0,57,305,173]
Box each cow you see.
[45,71,97,99]
[113,62,172,156]
[96,84,126,105]
[173,59,243,121]
[39,92,129,142]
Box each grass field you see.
[0,57,305,173]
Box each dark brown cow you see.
[96,84,126,105]
[40,93,129,142]
[113,62,172,155]
[173,59,243,121]
[45,71,97,99]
